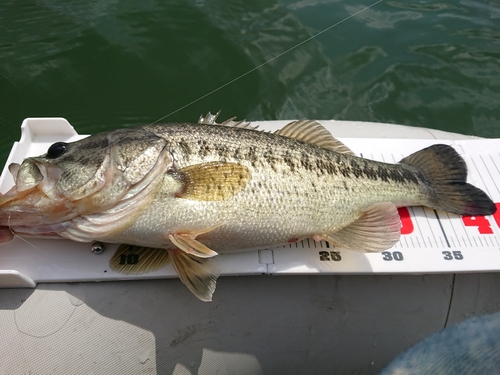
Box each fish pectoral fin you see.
[275,119,355,155]
[169,225,221,258]
[318,202,401,253]
[109,244,171,275]
[177,161,250,201]
[169,249,220,302]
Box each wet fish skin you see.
[0,117,496,300]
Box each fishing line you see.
[150,0,383,125]
[4,0,383,261]
[8,214,91,263]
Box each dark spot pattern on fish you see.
[232,147,243,160]
[80,137,109,151]
[149,123,421,186]
[311,181,317,192]
[263,149,280,172]
[282,151,296,172]
[214,144,230,158]
[178,139,192,155]
[308,151,419,185]
[245,146,259,167]
[300,153,314,172]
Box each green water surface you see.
[1,0,499,166]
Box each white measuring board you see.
[269,138,500,275]
[0,118,499,287]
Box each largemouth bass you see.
[0,114,496,300]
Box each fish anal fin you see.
[109,244,171,275]
[177,161,250,201]
[275,119,355,155]
[318,202,401,253]
[169,249,220,302]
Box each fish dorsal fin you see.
[317,202,401,252]
[177,161,250,201]
[198,111,258,130]
[169,249,220,302]
[275,119,355,155]
[109,244,171,275]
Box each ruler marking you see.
[449,236,456,248]
[460,218,474,247]
[447,213,463,247]
[489,236,497,247]
[480,154,499,196]
[415,236,422,248]
[489,154,500,194]
[479,236,487,248]
[424,209,443,247]
[472,236,479,248]
[434,210,451,247]
[470,155,492,197]
[463,236,472,248]
[439,237,445,247]
[410,207,427,248]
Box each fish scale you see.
[0,117,496,301]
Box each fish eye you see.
[46,142,68,159]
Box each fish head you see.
[0,127,170,232]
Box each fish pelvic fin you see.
[169,225,221,258]
[169,249,220,302]
[109,245,171,275]
[317,202,401,253]
[400,145,497,216]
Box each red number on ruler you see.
[493,203,500,228]
[462,203,500,234]
[461,216,493,234]
[398,203,499,235]
[398,207,414,235]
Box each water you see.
[1,0,499,166]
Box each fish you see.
[0,113,496,301]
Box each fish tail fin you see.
[400,144,496,216]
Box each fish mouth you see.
[0,159,44,206]
[0,159,70,228]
